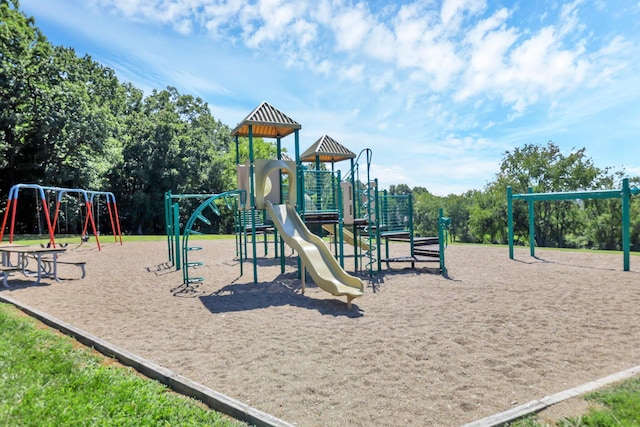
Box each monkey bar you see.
[507,178,640,271]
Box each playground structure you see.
[164,190,245,286]
[507,177,640,271]
[166,101,450,307]
[0,183,123,250]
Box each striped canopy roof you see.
[231,101,301,138]
[300,134,356,163]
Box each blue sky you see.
[20,0,640,195]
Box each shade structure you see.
[300,134,356,163]
[231,101,301,138]
[279,152,294,161]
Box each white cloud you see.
[339,63,365,82]
[440,0,486,29]
[331,3,371,51]
[33,0,639,193]
[203,1,245,40]
[244,0,306,47]
[86,0,631,124]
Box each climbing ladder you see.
[181,191,240,286]
[361,179,378,276]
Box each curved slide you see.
[321,224,371,251]
[265,201,364,308]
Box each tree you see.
[0,0,53,189]
[114,87,230,234]
[220,136,279,191]
[444,192,474,243]
[1,1,130,233]
[494,142,603,248]
[388,184,411,195]
[412,189,442,237]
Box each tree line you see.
[403,143,640,251]
[2,0,639,251]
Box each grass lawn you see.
[508,377,640,426]
[4,233,236,246]
[0,302,246,427]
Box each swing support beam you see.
[507,178,640,271]
[0,184,123,250]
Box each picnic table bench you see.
[0,265,21,288]
[35,256,87,279]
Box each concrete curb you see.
[462,365,640,427]
[0,293,295,427]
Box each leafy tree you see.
[468,186,507,243]
[493,142,603,247]
[412,189,443,237]
[114,87,230,234]
[388,184,411,195]
[221,136,279,191]
[444,192,474,242]
[0,0,54,188]
[1,1,129,232]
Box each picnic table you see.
[0,245,67,287]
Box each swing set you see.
[0,184,123,250]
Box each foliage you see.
[0,302,245,426]
[221,136,280,190]
[3,1,640,250]
[0,2,239,234]
[111,87,232,233]
[491,142,604,247]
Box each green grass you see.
[3,233,235,245]
[508,377,640,426]
[0,302,246,427]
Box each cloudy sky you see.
[20,0,640,195]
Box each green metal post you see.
[350,158,359,271]
[248,125,258,283]
[375,179,381,273]
[507,186,514,260]
[275,137,281,261]
[243,209,248,258]
[383,190,390,259]
[235,135,240,165]
[165,191,173,265]
[315,155,321,209]
[173,202,180,270]
[438,208,448,277]
[622,178,630,271]
[337,170,345,268]
[234,204,239,257]
[263,209,268,256]
[409,194,414,257]
[233,199,244,276]
[236,200,243,276]
[295,130,301,211]
[528,187,535,257]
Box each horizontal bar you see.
[513,188,640,202]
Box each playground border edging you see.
[461,364,640,427]
[0,293,295,427]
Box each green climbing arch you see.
[182,190,243,286]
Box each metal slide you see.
[265,201,364,308]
